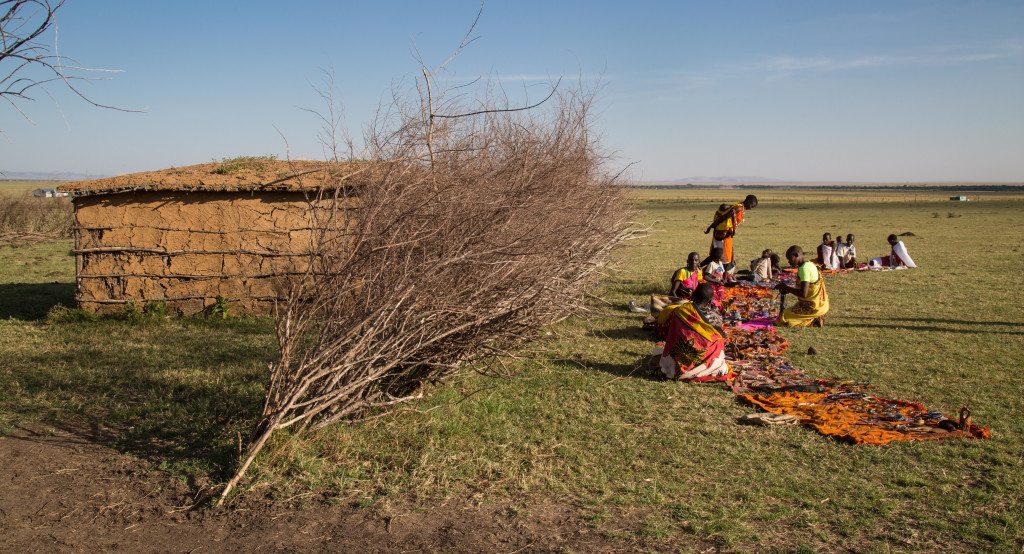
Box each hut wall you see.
[73,190,343,315]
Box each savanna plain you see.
[1,184,1022,552]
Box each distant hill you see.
[0,171,108,181]
[667,176,788,184]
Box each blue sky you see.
[1,0,1022,181]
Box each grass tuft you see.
[211,155,278,175]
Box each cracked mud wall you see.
[73,191,350,315]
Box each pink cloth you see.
[733,319,776,330]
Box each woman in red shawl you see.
[656,283,732,382]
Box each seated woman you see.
[651,252,703,316]
[871,234,917,268]
[816,233,839,270]
[777,245,830,327]
[656,283,732,381]
[670,251,703,297]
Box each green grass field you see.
[1,189,1022,550]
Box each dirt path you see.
[0,424,672,552]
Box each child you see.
[841,233,858,268]
[702,247,727,283]
[750,249,775,282]
[816,233,839,270]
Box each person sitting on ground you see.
[650,251,704,316]
[839,233,858,268]
[770,252,783,274]
[834,233,847,262]
[656,283,732,381]
[750,249,775,282]
[702,247,727,283]
[871,234,918,268]
[816,233,839,270]
[777,245,830,327]
[670,251,703,297]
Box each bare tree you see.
[1,0,130,124]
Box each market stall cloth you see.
[641,280,991,444]
[738,389,990,444]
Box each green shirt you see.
[797,261,820,283]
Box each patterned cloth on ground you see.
[641,282,990,445]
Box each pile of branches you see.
[218,77,632,503]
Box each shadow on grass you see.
[603,280,662,299]
[0,282,74,320]
[859,316,1024,328]
[832,321,1024,336]
[551,355,661,382]
[2,318,274,482]
[588,326,652,341]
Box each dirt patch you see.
[0,424,681,552]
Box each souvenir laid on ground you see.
[639,280,990,445]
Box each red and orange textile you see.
[658,302,733,382]
[644,282,990,445]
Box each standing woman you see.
[704,194,758,264]
[777,245,830,327]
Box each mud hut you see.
[58,159,362,315]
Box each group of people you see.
[816,232,917,270]
[651,194,918,381]
[816,233,857,269]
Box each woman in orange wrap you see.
[704,194,758,264]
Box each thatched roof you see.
[58,159,375,197]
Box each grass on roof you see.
[211,155,279,175]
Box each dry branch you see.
[217,64,635,506]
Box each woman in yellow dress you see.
[777,245,829,327]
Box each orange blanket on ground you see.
[668,284,992,445]
[643,282,987,442]
[739,390,990,445]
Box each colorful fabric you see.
[739,389,990,445]
[720,285,778,321]
[671,267,702,290]
[659,302,732,382]
[642,278,989,445]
